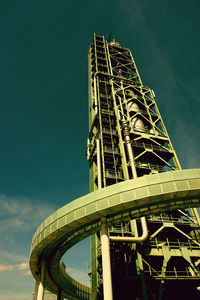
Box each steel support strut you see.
[100,217,113,300]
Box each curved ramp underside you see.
[30,169,200,299]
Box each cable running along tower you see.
[29,34,200,300]
[87,33,200,300]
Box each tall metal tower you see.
[87,33,200,300]
[29,33,200,300]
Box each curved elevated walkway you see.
[30,169,200,299]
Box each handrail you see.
[29,169,200,299]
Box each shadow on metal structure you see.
[29,169,200,300]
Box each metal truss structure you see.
[29,34,200,300]
[88,34,200,300]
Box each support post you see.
[122,121,137,179]
[96,138,102,189]
[132,220,148,300]
[158,280,164,300]
[100,217,113,300]
[37,259,46,300]
[57,289,62,300]
[137,253,148,300]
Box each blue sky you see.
[0,0,199,299]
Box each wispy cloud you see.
[0,264,14,272]
[0,262,29,274]
[116,1,200,170]
[0,249,28,264]
[0,294,32,300]
[0,194,58,234]
[66,266,90,286]
[0,194,58,268]
[0,195,58,299]
[0,194,57,223]
[0,262,35,300]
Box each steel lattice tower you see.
[87,33,200,300]
[29,33,200,300]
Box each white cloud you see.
[0,262,29,274]
[23,270,32,276]
[0,264,35,299]
[0,194,58,274]
[0,194,58,233]
[0,293,31,300]
[66,266,90,286]
[0,249,28,264]
[0,194,59,281]
[0,195,59,299]
[17,262,29,270]
[0,194,57,220]
[0,264,15,272]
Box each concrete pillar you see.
[37,259,46,300]
[100,217,113,300]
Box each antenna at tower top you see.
[107,30,112,42]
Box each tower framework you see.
[29,34,200,300]
[88,33,200,300]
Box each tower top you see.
[109,38,120,47]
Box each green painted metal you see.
[30,33,200,300]
[88,34,200,299]
[29,169,200,299]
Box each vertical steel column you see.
[132,221,148,300]
[57,289,62,300]
[158,280,164,300]
[122,121,137,179]
[100,217,113,300]
[96,138,102,189]
[37,259,46,300]
[122,119,148,299]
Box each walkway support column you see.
[37,259,46,300]
[57,289,62,300]
[100,217,113,300]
